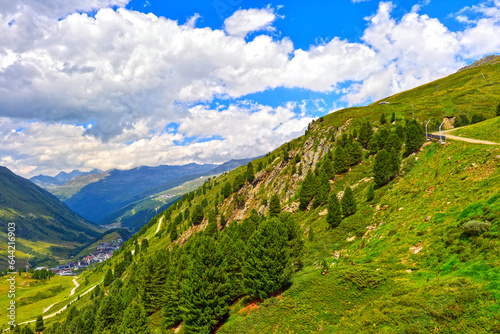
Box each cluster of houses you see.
[43,238,123,276]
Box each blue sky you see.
[0,0,499,176]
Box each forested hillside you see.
[19,57,500,333]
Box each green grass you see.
[0,273,75,328]
[449,116,500,143]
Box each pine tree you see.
[350,142,363,165]
[13,325,21,334]
[396,124,405,140]
[21,325,33,334]
[333,145,347,174]
[404,122,425,157]
[121,299,149,334]
[380,113,387,124]
[222,182,232,198]
[181,237,229,334]
[299,170,318,210]
[341,186,357,217]
[326,193,342,228]
[205,210,218,237]
[373,149,390,188]
[366,184,375,202]
[385,133,402,153]
[103,269,113,287]
[191,205,204,225]
[141,238,149,253]
[391,112,396,123]
[322,157,335,179]
[313,170,330,207]
[94,284,101,297]
[388,148,401,178]
[269,194,281,217]
[246,162,255,182]
[358,121,373,148]
[162,274,181,329]
[497,102,500,116]
[168,222,178,242]
[243,218,291,300]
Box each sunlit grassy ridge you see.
[449,116,500,143]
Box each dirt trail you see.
[69,278,79,296]
[432,131,499,145]
[155,216,164,235]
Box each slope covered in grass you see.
[450,116,500,143]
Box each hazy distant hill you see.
[30,169,102,189]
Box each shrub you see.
[461,220,491,236]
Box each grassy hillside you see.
[0,167,102,270]
[20,58,500,333]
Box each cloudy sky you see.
[0,0,499,177]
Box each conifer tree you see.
[35,316,44,333]
[168,222,178,242]
[391,112,396,123]
[341,186,357,217]
[184,208,190,222]
[299,170,318,210]
[201,198,208,208]
[205,210,218,237]
[121,299,149,334]
[104,269,113,287]
[243,218,291,300]
[396,124,405,140]
[388,148,401,178]
[326,193,342,229]
[333,145,347,174]
[21,325,33,334]
[380,113,387,124]
[134,243,140,256]
[269,194,281,217]
[181,236,229,334]
[385,133,402,153]
[218,235,246,302]
[191,205,204,225]
[358,121,373,148]
[373,149,390,188]
[162,274,181,329]
[220,213,227,228]
[366,184,375,202]
[94,284,101,297]
[222,182,232,198]
[13,326,20,334]
[497,102,500,116]
[246,162,255,182]
[313,170,330,207]
[322,157,335,179]
[141,238,149,253]
[350,142,363,165]
[404,122,425,156]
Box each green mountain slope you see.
[0,167,102,269]
[22,58,500,333]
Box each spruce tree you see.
[391,112,396,123]
[205,210,218,237]
[246,162,255,182]
[162,274,181,329]
[358,121,373,148]
[181,236,229,334]
[326,193,342,229]
[373,149,390,188]
[385,133,402,153]
[366,184,375,202]
[322,157,335,179]
[299,170,318,210]
[341,186,357,217]
[269,194,281,217]
[380,113,387,124]
[121,299,149,334]
[333,145,347,174]
[313,170,330,207]
[222,182,232,198]
[243,218,291,300]
[404,122,425,156]
[388,148,401,178]
[104,269,113,287]
[191,205,204,225]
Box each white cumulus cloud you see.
[224,6,277,38]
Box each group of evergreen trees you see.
[31,268,54,280]
[41,210,303,334]
[326,186,357,229]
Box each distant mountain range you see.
[30,169,102,189]
[33,158,258,231]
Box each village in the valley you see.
[34,238,123,276]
